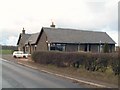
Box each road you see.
[1,59,82,88]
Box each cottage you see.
[17,26,116,53]
[17,28,31,52]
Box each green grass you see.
[0,50,13,54]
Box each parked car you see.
[13,51,30,58]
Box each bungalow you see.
[17,26,116,53]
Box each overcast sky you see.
[0,0,119,46]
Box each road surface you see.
[1,59,82,88]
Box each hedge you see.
[31,51,119,75]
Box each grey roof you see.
[25,33,39,45]
[17,33,31,45]
[42,27,116,44]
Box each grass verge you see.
[40,64,118,85]
[19,59,118,87]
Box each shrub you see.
[31,51,118,74]
[95,53,109,72]
[103,43,109,53]
[110,49,120,75]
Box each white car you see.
[13,51,30,58]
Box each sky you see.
[0,0,119,46]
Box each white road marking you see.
[17,62,111,88]
[1,58,112,88]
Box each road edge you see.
[16,62,111,88]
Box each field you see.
[0,50,13,54]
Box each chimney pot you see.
[50,22,55,28]
[22,28,25,34]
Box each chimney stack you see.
[50,22,55,28]
[22,28,25,34]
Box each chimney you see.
[22,28,25,34]
[50,22,55,28]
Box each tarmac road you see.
[1,59,82,88]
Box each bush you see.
[32,51,86,67]
[103,43,109,53]
[31,51,119,74]
[110,49,119,75]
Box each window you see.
[84,44,87,51]
[89,45,91,51]
[50,43,65,51]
